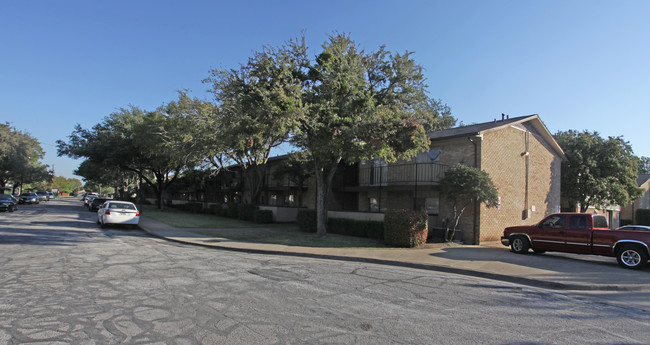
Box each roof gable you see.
[428,114,566,160]
[637,174,650,187]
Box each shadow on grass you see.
[191,227,388,248]
[141,205,388,248]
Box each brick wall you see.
[479,125,562,241]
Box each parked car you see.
[0,194,19,212]
[19,192,40,204]
[88,197,109,212]
[502,213,650,269]
[36,191,50,201]
[84,195,97,206]
[616,225,650,231]
[97,201,140,228]
[48,192,56,199]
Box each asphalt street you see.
[1,198,649,344]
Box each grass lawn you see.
[141,205,389,248]
[141,205,284,228]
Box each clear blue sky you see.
[2,0,648,179]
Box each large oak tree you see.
[203,46,300,203]
[554,130,642,212]
[58,93,210,209]
[0,123,49,193]
[285,33,455,236]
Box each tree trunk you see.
[243,164,267,204]
[314,159,340,237]
[156,179,165,211]
[446,205,466,242]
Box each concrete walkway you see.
[138,217,650,291]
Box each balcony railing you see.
[358,162,449,186]
[263,174,301,188]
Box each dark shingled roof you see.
[427,114,567,160]
[428,114,536,139]
[637,174,650,186]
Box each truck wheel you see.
[616,245,648,269]
[511,236,530,254]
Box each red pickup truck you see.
[501,213,650,269]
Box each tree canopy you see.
[0,123,50,193]
[203,46,300,203]
[52,176,83,194]
[58,92,211,208]
[554,130,642,212]
[284,33,455,236]
[638,156,650,175]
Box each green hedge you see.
[226,203,239,218]
[297,209,317,232]
[187,202,203,213]
[238,204,258,221]
[254,210,274,223]
[327,218,384,239]
[207,204,222,215]
[637,209,650,226]
[383,209,428,248]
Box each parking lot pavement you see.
[138,217,650,292]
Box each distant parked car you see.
[36,191,50,201]
[84,195,97,206]
[19,193,39,204]
[97,201,140,228]
[48,192,56,199]
[616,225,650,231]
[0,194,19,212]
[89,198,109,212]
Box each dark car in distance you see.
[89,198,109,212]
[19,193,39,204]
[0,194,19,212]
[36,191,50,201]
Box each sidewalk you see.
[138,217,650,292]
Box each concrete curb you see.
[139,226,648,292]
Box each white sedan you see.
[97,201,140,228]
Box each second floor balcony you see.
[358,162,449,187]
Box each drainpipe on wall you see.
[467,135,481,245]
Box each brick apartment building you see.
[181,114,566,245]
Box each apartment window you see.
[369,197,379,212]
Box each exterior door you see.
[562,215,592,254]
[530,214,567,251]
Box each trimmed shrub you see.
[238,203,258,221]
[384,209,428,248]
[637,209,650,226]
[326,218,385,239]
[254,209,274,223]
[297,209,317,232]
[226,203,239,218]
[363,221,384,239]
[207,204,221,215]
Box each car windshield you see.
[21,193,36,197]
[108,203,136,210]
[0,195,13,199]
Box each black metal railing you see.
[263,174,301,188]
[358,162,449,186]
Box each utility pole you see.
[49,165,55,193]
